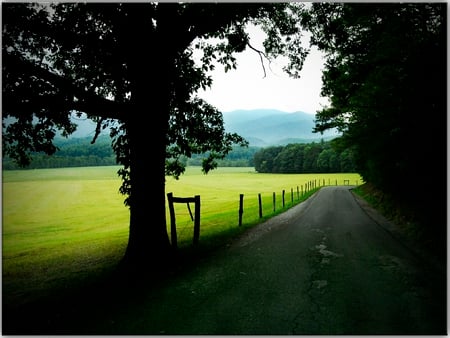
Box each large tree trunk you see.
[121,4,174,270]
[124,104,172,269]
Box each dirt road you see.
[5,186,446,334]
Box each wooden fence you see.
[167,192,200,249]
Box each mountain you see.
[54,108,339,146]
[63,117,110,139]
[223,109,339,146]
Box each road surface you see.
[88,186,446,334]
[6,186,446,334]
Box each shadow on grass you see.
[3,253,194,334]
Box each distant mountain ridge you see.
[64,108,340,147]
[223,109,339,147]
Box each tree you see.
[301,3,447,246]
[339,149,355,173]
[2,3,309,269]
[302,142,321,173]
[317,148,332,173]
[253,146,284,173]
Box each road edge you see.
[350,188,446,276]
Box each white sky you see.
[196,25,330,115]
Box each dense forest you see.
[253,141,356,173]
[2,135,116,169]
[2,135,256,169]
[3,135,354,172]
[185,145,260,168]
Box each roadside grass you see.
[352,183,440,256]
[352,183,419,238]
[3,166,362,306]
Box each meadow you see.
[2,165,362,305]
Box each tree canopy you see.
[253,141,356,174]
[2,2,310,266]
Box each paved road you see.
[11,186,444,334]
[85,186,445,334]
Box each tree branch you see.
[3,52,129,121]
[177,4,272,52]
[91,117,106,144]
[246,41,269,78]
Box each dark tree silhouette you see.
[301,3,447,251]
[2,3,309,269]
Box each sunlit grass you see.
[2,166,129,305]
[2,165,362,305]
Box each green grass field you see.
[2,165,362,305]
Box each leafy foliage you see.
[253,141,356,174]
[302,3,446,193]
[166,97,248,179]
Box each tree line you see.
[185,145,258,168]
[2,135,117,170]
[4,134,356,173]
[253,141,356,173]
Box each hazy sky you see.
[196,25,330,115]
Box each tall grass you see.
[3,166,362,305]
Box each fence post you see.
[297,186,299,200]
[282,190,285,208]
[193,195,200,246]
[273,192,276,212]
[291,188,294,204]
[167,192,177,249]
[239,194,244,226]
[258,193,263,218]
